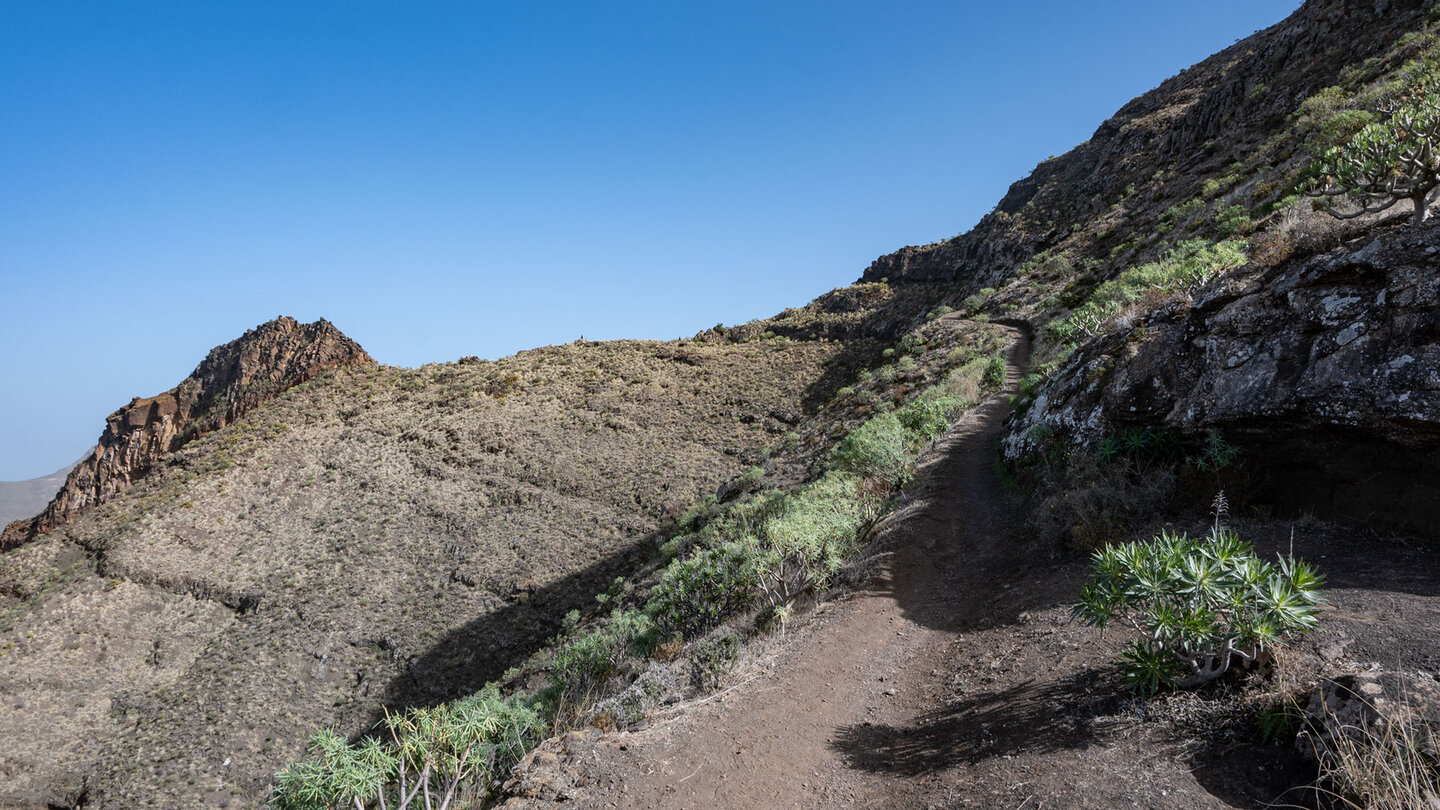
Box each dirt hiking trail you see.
[502,325,1440,809]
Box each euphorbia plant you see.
[1074,525,1324,696]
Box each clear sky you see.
[0,1,1300,481]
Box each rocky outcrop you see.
[1006,223,1440,535]
[1295,670,1440,768]
[2,317,374,545]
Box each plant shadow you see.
[830,668,1125,775]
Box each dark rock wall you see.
[1006,224,1440,534]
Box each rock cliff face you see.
[3,317,375,544]
[1006,223,1440,534]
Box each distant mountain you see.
[0,460,80,526]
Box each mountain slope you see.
[4,0,1440,807]
[2,316,375,546]
[0,282,980,807]
[0,461,76,527]
[860,0,1440,538]
[492,0,1440,806]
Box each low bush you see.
[1074,527,1323,696]
[690,631,741,690]
[272,685,546,810]
[548,609,656,706]
[1215,204,1254,237]
[896,393,963,444]
[756,471,880,589]
[1048,239,1248,345]
[830,412,913,486]
[982,352,1008,387]
[650,540,759,638]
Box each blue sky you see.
[0,1,1300,481]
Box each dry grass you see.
[1303,694,1440,810]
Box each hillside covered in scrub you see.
[3,0,1440,807]
[0,281,1011,806]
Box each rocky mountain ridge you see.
[862,0,1423,294]
[858,0,1440,538]
[2,316,375,546]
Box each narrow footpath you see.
[501,323,1440,809]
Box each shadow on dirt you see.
[1189,738,1318,810]
[830,668,1125,774]
[781,281,956,415]
[797,337,886,415]
[1246,521,1440,600]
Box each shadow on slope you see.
[362,533,662,725]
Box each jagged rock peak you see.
[4,317,375,544]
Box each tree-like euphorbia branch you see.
[1308,80,1440,225]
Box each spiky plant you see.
[271,686,544,810]
[1073,526,1324,696]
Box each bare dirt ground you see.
[502,328,1440,809]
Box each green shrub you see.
[733,466,765,491]
[272,685,545,810]
[756,471,878,589]
[1011,372,1044,417]
[831,413,912,486]
[1049,239,1248,344]
[650,540,758,637]
[897,394,962,443]
[1074,527,1323,696]
[1215,204,1254,237]
[549,609,656,703]
[982,352,1008,387]
[675,496,718,534]
[1296,86,1377,152]
[1161,198,1206,226]
[1308,70,1440,225]
[897,334,926,355]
